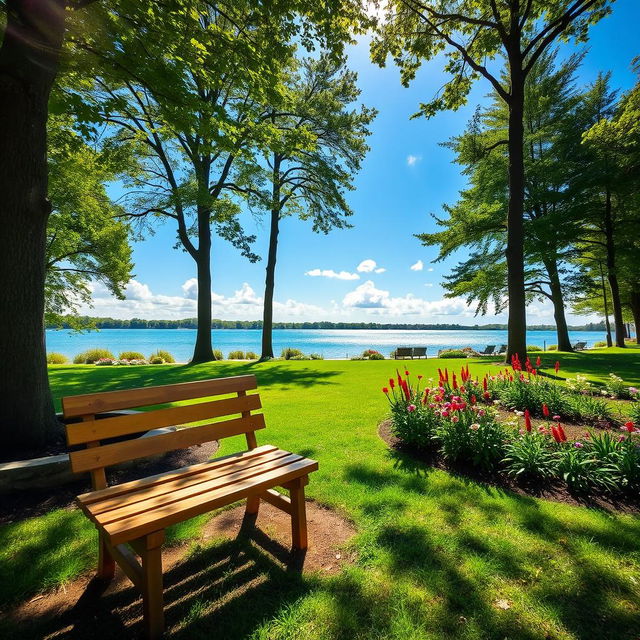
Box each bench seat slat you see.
[87,448,293,516]
[70,413,266,473]
[93,452,304,526]
[66,393,262,446]
[77,444,278,506]
[62,375,258,419]
[103,457,318,545]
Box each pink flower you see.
[574,442,584,448]
[538,426,547,434]
[407,404,417,413]
[477,409,486,417]
[441,410,450,418]
[452,415,459,423]
[470,423,480,431]
[552,415,561,422]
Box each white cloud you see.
[427,267,434,272]
[357,259,385,274]
[407,154,421,166]
[410,260,424,271]
[305,268,360,281]
[181,278,198,300]
[343,280,475,317]
[424,283,434,288]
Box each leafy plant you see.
[46,352,68,365]
[245,351,258,360]
[593,340,608,348]
[281,348,304,360]
[547,345,558,351]
[369,352,385,360]
[630,403,640,424]
[95,358,116,366]
[73,348,115,364]
[149,356,164,364]
[150,349,175,364]
[565,374,593,395]
[604,373,630,399]
[567,394,614,425]
[309,353,324,360]
[502,433,558,481]
[527,345,543,352]
[228,350,245,360]
[213,349,224,361]
[438,349,467,358]
[119,351,145,360]
[290,354,311,360]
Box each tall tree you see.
[246,56,375,359]
[420,53,585,351]
[372,0,613,362]
[0,0,367,450]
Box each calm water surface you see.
[45,328,606,362]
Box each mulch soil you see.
[0,501,356,639]
[378,419,640,515]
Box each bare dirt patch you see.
[378,419,640,515]
[2,501,356,639]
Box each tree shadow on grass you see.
[48,362,341,411]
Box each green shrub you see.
[350,355,365,360]
[213,349,224,361]
[526,345,543,352]
[46,352,68,365]
[281,347,304,360]
[496,377,572,418]
[593,340,608,348]
[95,358,116,366]
[149,356,164,364]
[290,354,311,360]
[228,350,245,360]
[369,352,385,360]
[389,404,440,450]
[630,403,640,424]
[150,349,175,364]
[73,348,115,364]
[567,394,614,424]
[557,444,616,494]
[547,345,558,351]
[309,353,323,360]
[362,349,384,359]
[245,351,258,360]
[438,349,467,358]
[502,432,558,481]
[119,351,145,360]
[604,373,630,399]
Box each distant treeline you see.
[46,316,607,332]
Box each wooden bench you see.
[63,375,318,639]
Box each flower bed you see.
[382,362,640,495]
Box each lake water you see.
[45,328,606,362]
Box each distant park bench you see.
[64,375,317,639]
[478,345,496,356]
[572,341,587,351]
[394,347,427,359]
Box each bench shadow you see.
[5,512,312,639]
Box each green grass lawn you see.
[1,353,639,639]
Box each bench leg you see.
[289,477,308,551]
[141,531,165,640]
[246,494,260,515]
[97,530,115,581]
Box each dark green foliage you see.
[119,351,145,360]
[46,353,68,365]
[228,351,246,360]
[567,394,614,424]
[281,348,305,360]
[438,349,467,358]
[502,433,559,481]
[389,404,439,451]
[151,350,175,364]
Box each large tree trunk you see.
[0,0,67,450]
[191,210,215,363]
[505,70,527,364]
[261,155,282,361]
[542,257,572,352]
[630,289,640,345]
[600,261,613,347]
[603,187,625,348]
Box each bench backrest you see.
[412,347,427,356]
[63,375,263,490]
[396,347,413,357]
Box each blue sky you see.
[84,1,640,324]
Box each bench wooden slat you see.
[87,447,291,516]
[62,375,258,419]
[104,457,318,545]
[70,414,266,473]
[66,393,262,446]
[94,452,303,527]
[77,445,278,506]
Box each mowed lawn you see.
[1,351,639,639]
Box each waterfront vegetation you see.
[1,347,639,638]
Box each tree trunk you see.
[0,0,67,450]
[191,210,214,363]
[630,289,640,345]
[261,155,282,361]
[505,70,527,364]
[600,261,613,347]
[542,257,572,352]
[603,188,625,348]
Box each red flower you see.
[483,391,491,401]
[405,370,410,377]
[483,377,488,392]
[471,394,477,405]
[389,378,395,389]
[556,424,567,442]
[524,409,532,432]
[554,361,560,374]
[418,374,423,380]
[542,403,550,418]
[452,374,458,390]
[536,356,541,367]
[624,421,635,433]
[551,425,562,443]
[382,387,389,394]
[400,379,411,402]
